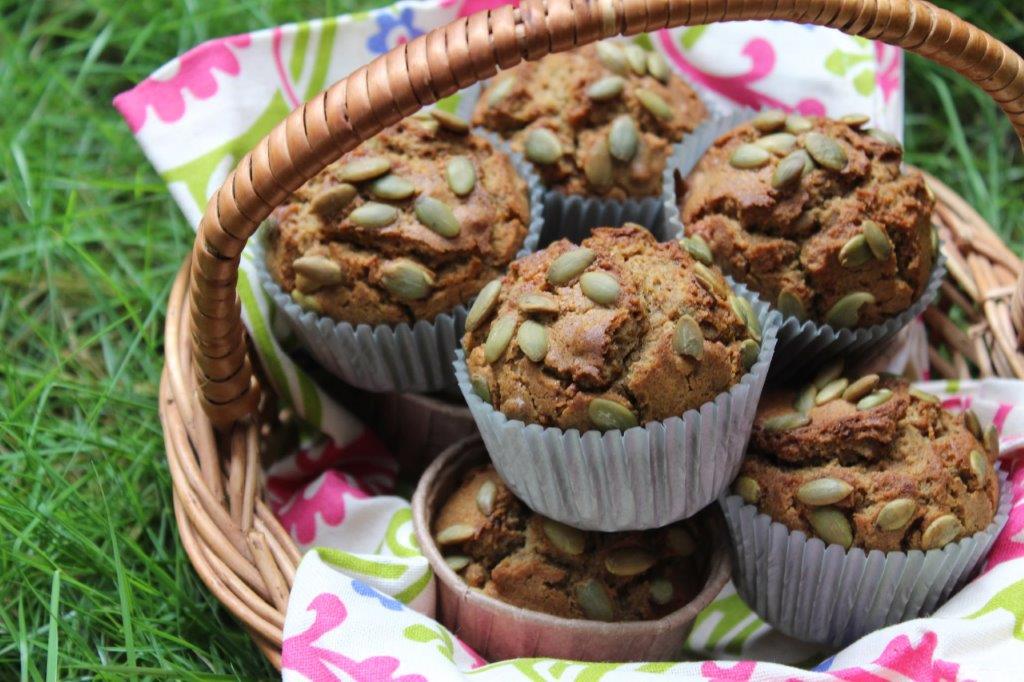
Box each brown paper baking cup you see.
[412,436,732,662]
[253,132,544,393]
[720,467,1011,649]
[453,293,783,531]
[368,391,478,475]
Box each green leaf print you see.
[689,593,766,655]
[403,623,455,661]
[680,26,708,50]
[968,579,1024,641]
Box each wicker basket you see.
[160,0,1024,669]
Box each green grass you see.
[0,0,1021,679]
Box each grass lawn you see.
[1,1,1022,679]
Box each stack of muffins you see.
[260,39,1006,663]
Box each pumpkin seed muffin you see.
[461,225,761,432]
[732,366,1000,552]
[679,113,936,328]
[263,113,531,325]
[433,463,706,621]
[472,41,707,199]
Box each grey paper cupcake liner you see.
[453,296,783,532]
[720,469,1011,649]
[253,131,545,394]
[669,108,947,381]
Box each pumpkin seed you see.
[649,579,674,605]
[969,449,988,481]
[412,115,440,134]
[763,412,810,431]
[667,527,695,555]
[756,132,798,155]
[876,498,917,531]
[290,289,322,312]
[584,139,614,190]
[637,88,673,120]
[740,339,760,370]
[809,507,853,548]
[815,378,849,405]
[921,514,963,550]
[605,547,656,576]
[840,113,870,128]
[465,279,502,331]
[586,75,625,101]
[794,384,817,413]
[294,274,321,294]
[310,183,357,218]
[414,196,460,238]
[734,476,761,504]
[984,424,1000,456]
[518,293,559,314]
[752,109,786,132]
[339,156,392,182]
[964,409,982,439]
[436,523,475,545]
[588,398,639,432]
[543,518,585,555]
[803,132,848,171]
[909,387,940,403]
[693,262,729,298]
[476,480,497,516]
[857,388,893,410]
[797,478,853,506]
[842,374,880,402]
[349,201,400,228]
[647,51,670,82]
[732,295,761,341]
[777,290,807,320]
[825,291,875,328]
[931,227,940,256]
[673,315,704,360]
[445,555,471,571]
[547,247,596,285]
[370,174,416,200]
[525,128,563,164]
[608,115,639,162]
[293,255,342,286]
[624,44,647,74]
[470,375,491,403]
[380,259,434,301]
[862,220,893,260]
[517,320,549,362]
[596,41,628,74]
[445,156,476,196]
[580,271,620,305]
[867,127,902,148]
[575,579,614,621]
[430,108,470,133]
[785,114,813,134]
[680,235,713,264]
[839,234,872,268]
[729,143,771,169]
[487,76,516,106]
[772,150,811,189]
[484,314,517,363]
[813,359,845,389]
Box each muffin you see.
[473,41,708,199]
[721,367,1007,646]
[259,111,538,392]
[433,464,706,621]
[680,113,937,329]
[454,225,780,530]
[461,225,761,431]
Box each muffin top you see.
[264,114,531,326]
[473,41,707,199]
[462,226,761,431]
[433,464,707,621]
[680,113,936,328]
[733,366,1000,552]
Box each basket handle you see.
[190,0,1024,427]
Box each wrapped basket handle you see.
[190,0,1024,427]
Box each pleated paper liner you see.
[412,436,732,662]
[254,130,544,394]
[453,291,783,532]
[720,468,1011,649]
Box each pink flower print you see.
[113,34,251,133]
[282,593,427,682]
[274,470,369,545]
[874,42,901,105]
[983,456,1024,572]
[700,661,756,681]
[451,0,511,17]
[828,631,965,682]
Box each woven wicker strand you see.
[159,0,1024,668]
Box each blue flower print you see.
[367,8,424,54]
[351,579,403,611]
